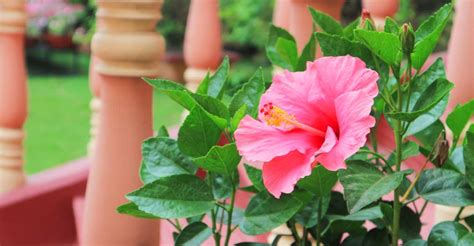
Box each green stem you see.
[454,207,465,221]
[166,219,182,232]
[316,198,322,246]
[392,75,404,246]
[224,180,237,246]
[208,177,221,246]
[302,227,309,246]
[287,220,301,245]
[419,201,429,216]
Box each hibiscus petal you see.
[259,69,320,127]
[317,90,376,171]
[235,116,320,163]
[262,150,315,198]
[309,56,379,103]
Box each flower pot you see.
[44,34,74,49]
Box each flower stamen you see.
[261,103,326,137]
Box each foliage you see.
[117,4,474,246]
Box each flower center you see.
[260,103,326,137]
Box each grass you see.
[25,75,183,174]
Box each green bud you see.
[399,23,415,55]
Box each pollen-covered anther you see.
[261,103,295,128]
[260,103,326,137]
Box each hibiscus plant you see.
[118,3,474,246]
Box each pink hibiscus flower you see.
[235,56,379,198]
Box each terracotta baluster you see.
[273,0,291,30]
[87,57,101,157]
[435,0,474,225]
[289,0,345,52]
[0,0,27,193]
[362,0,399,29]
[183,0,222,92]
[82,1,165,245]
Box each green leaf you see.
[144,78,227,128]
[229,68,265,117]
[240,192,303,235]
[141,137,196,183]
[178,106,222,157]
[414,120,444,149]
[174,222,212,246]
[309,7,343,35]
[296,33,317,71]
[297,165,337,197]
[342,18,359,40]
[208,171,239,200]
[459,234,474,246]
[354,29,402,65]
[191,93,230,120]
[464,131,474,189]
[427,221,469,246]
[384,17,399,35]
[416,169,474,206]
[196,56,229,99]
[117,202,160,219]
[157,126,169,137]
[126,174,214,219]
[331,205,384,222]
[275,38,298,70]
[294,194,330,228]
[388,78,453,122]
[266,25,298,70]
[231,104,247,132]
[244,164,265,191]
[447,100,474,142]
[412,4,453,69]
[194,143,241,176]
[145,78,196,110]
[404,239,427,246]
[400,59,449,135]
[338,160,410,213]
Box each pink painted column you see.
[0,0,27,193]
[183,0,222,92]
[362,0,399,29]
[87,57,101,157]
[289,0,345,52]
[82,1,165,245]
[435,0,474,225]
[446,0,474,108]
[273,0,291,30]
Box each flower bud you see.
[431,131,449,167]
[359,9,376,30]
[399,23,415,55]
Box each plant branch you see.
[224,178,237,246]
[454,207,465,221]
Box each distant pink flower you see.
[235,56,379,198]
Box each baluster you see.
[183,0,222,92]
[273,0,291,30]
[0,0,27,193]
[82,1,165,244]
[289,0,345,52]
[87,57,101,157]
[362,0,399,29]
[435,0,474,225]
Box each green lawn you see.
[25,75,183,174]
